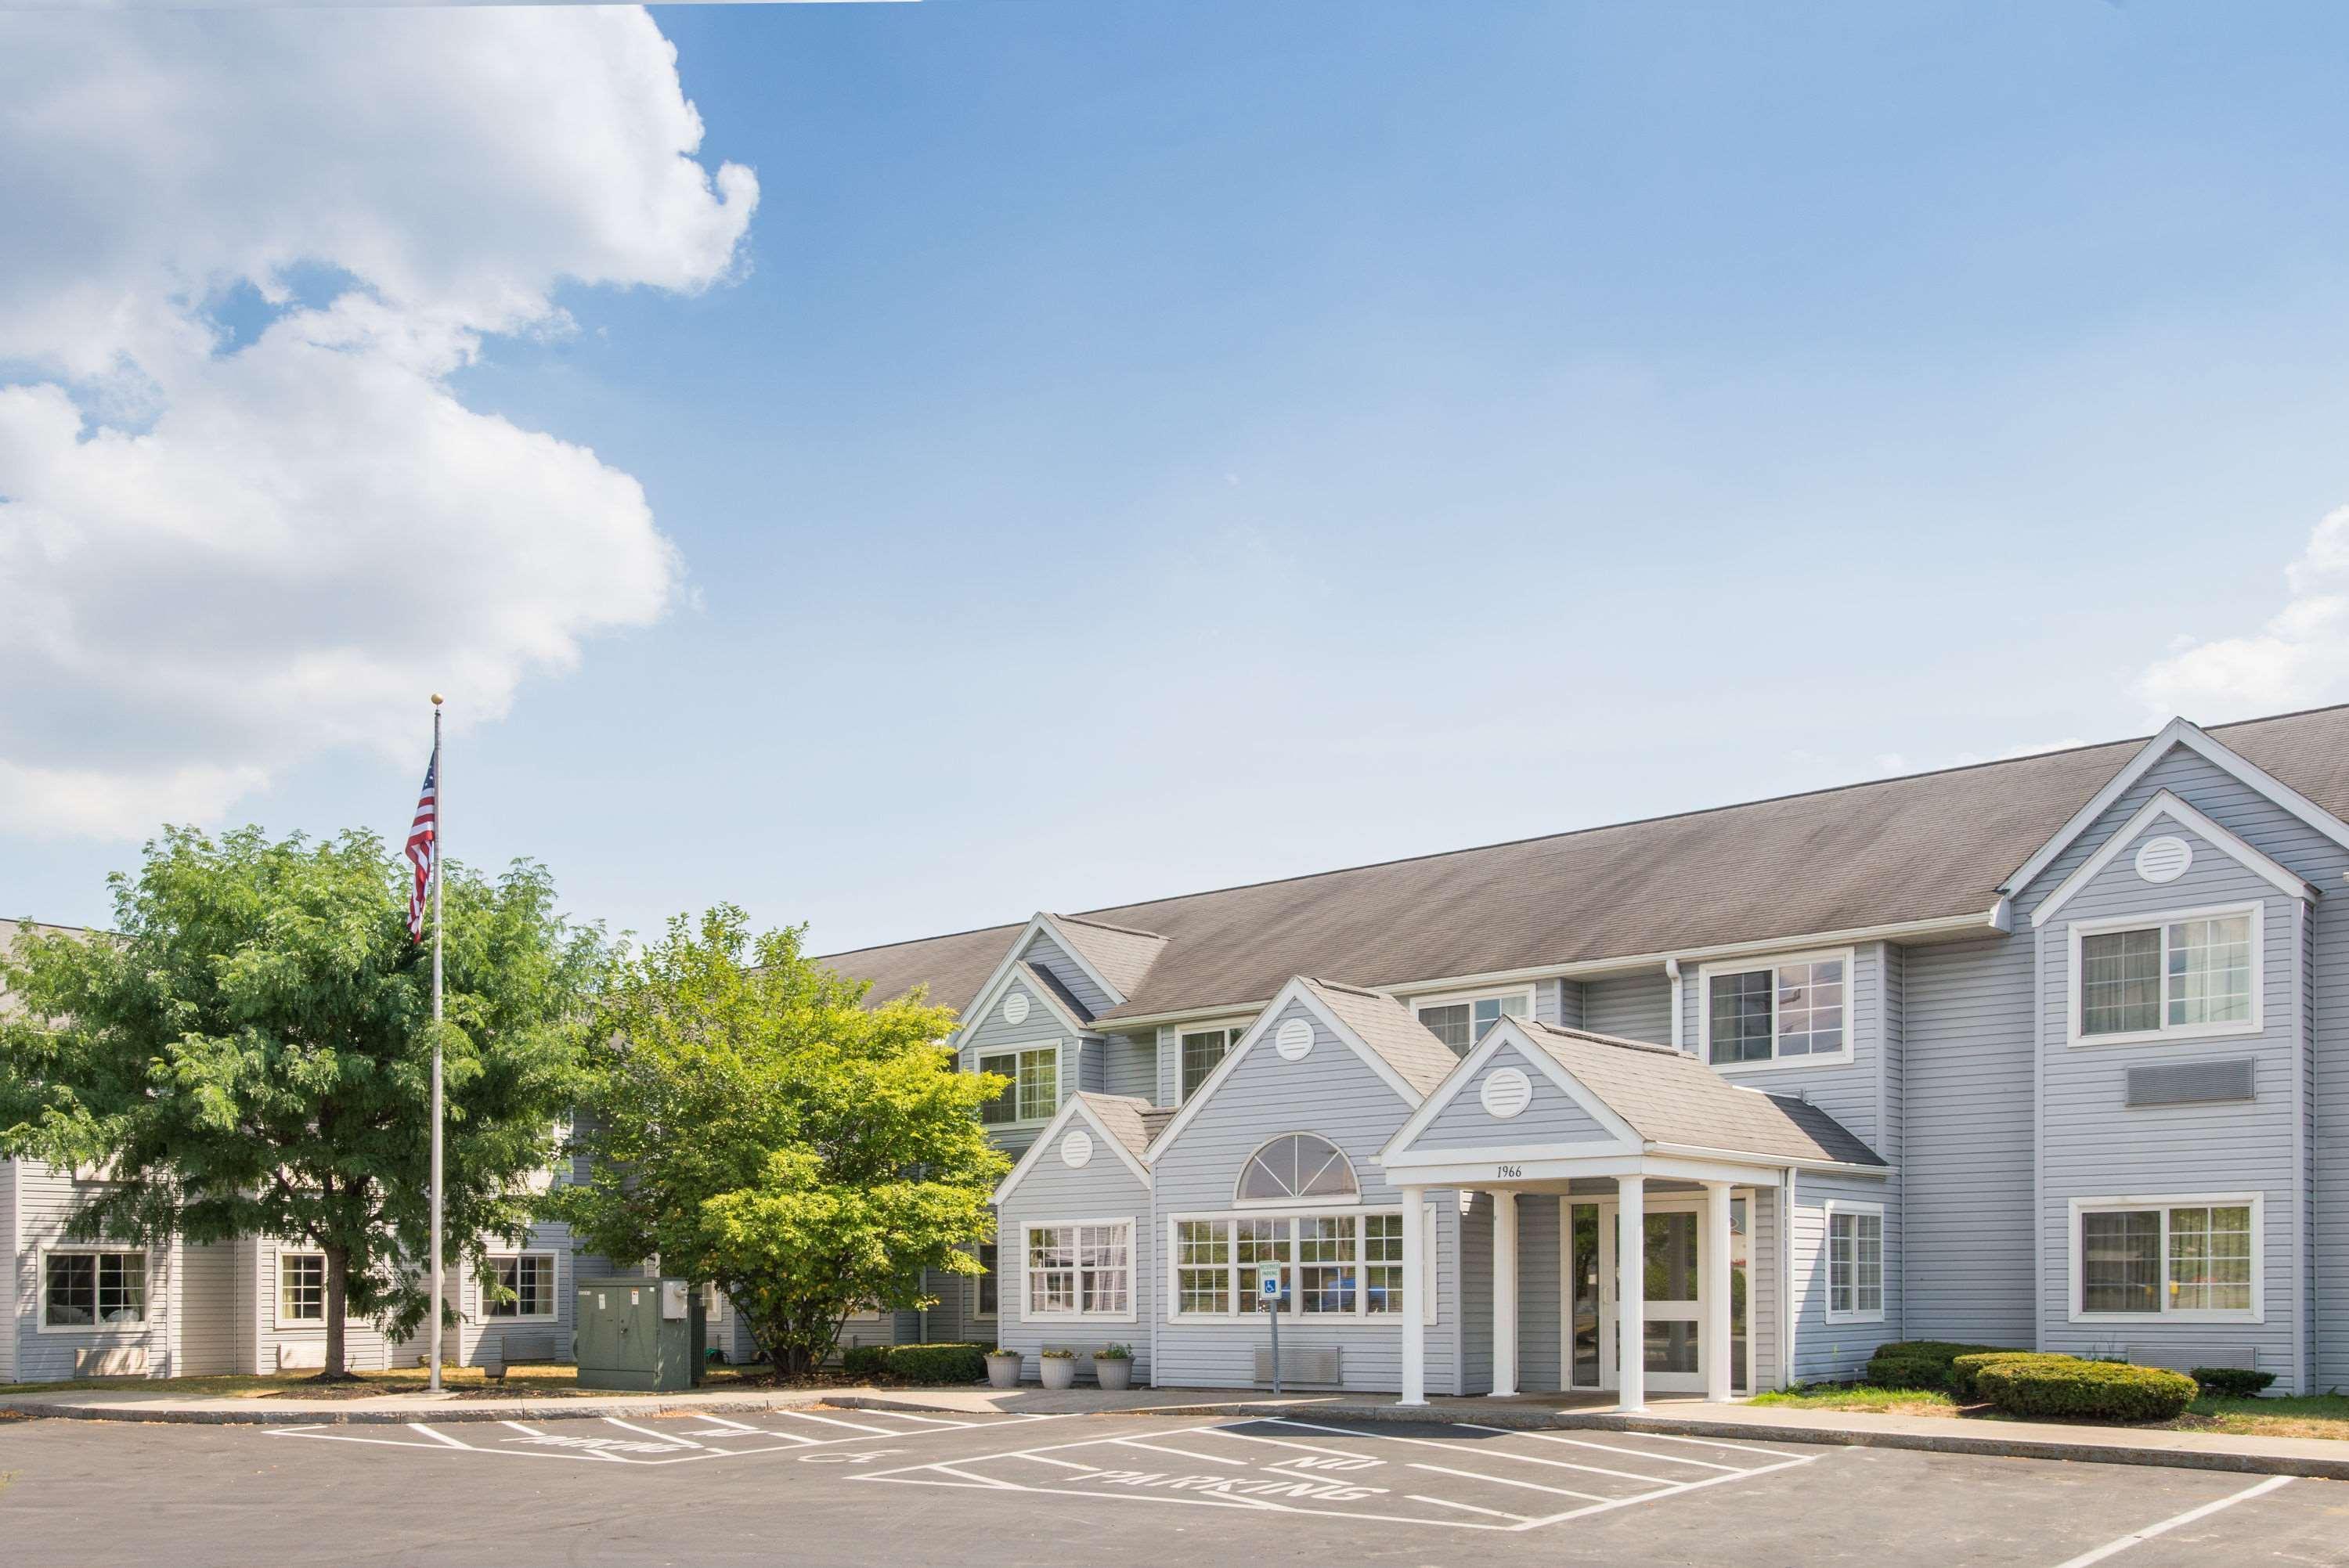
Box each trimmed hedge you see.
[2192,1367,2277,1398]
[885,1342,988,1385]
[841,1344,890,1379]
[1864,1340,2012,1393]
[1968,1354,2197,1423]
[1948,1350,2053,1401]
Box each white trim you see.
[1645,1141,1888,1179]
[1380,1021,1641,1162]
[1162,1206,1424,1324]
[1379,1150,1789,1188]
[482,1250,561,1324]
[962,961,1091,1051]
[1142,979,1431,1165]
[1090,910,2011,1033]
[1173,1017,1255,1105]
[2004,718,2349,902]
[273,1249,328,1330]
[2066,1191,2266,1325]
[972,1037,1068,1131]
[1034,914,1142,1006]
[1695,947,1859,1072]
[951,912,1126,1049]
[2064,901,2264,1048]
[35,1244,153,1335]
[991,1093,1153,1206]
[1016,1216,1138,1325]
[2031,791,2315,928]
[1821,1200,1885,1325]
[1405,985,1534,1056]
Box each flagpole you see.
[428,694,445,1394]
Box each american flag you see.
[406,748,438,943]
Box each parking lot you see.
[1,1408,2344,1566]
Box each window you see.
[1236,1133,1359,1205]
[2072,1196,2260,1321]
[280,1253,326,1324]
[1701,951,1851,1066]
[2074,907,2258,1044]
[977,1045,1059,1125]
[1179,1026,1245,1101]
[973,1241,998,1317]
[1415,991,1530,1057]
[1024,1221,1133,1319]
[486,1253,557,1318]
[42,1250,145,1330]
[1169,1209,1431,1321]
[1825,1204,1883,1323]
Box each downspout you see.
[1665,958,1683,1054]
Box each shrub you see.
[1039,1347,1076,1360]
[885,1343,988,1384]
[1864,1341,2012,1393]
[1949,1350,2055,1401]
[841,1344,889,1379]
[1099,1343,1133,1361]
[2192,1367,2278,1398]
[1971,1355,2197,1423]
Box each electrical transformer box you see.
[573,1277,706,1393]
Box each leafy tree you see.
[0,825,604,1377]
[552,907,1007,1375]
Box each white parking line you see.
[1406,1461,1612,1503]
[406,1423,473,1450]
[778,1410,899,1436]
[262,1409,1062,1468]
[1499,1430,1744,1472]
[1265,1418,1672,1483]
[1633,1430,1802,1460]
[603,1417,702,1448]
[1210,1428,1384,1462]
[1112,1436,1271,1467]
[2047,1476,2295,1568]
[1409,1494,1530,1523]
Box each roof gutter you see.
[1086,907,2011,1032]
[1646,1141,1895,1178]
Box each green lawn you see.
[1747,1382,2349,1440]
[0,1364,775,1401]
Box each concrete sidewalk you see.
[5,1380,2347,1483]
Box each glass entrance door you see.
[1563,1196,1711,1393]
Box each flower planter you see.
[1040,1356,1077,1391]
[1095,1357,1133,1391]
[985,1351,1023,1390]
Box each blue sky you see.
[11,2,2349,954]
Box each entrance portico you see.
[1378,1015,1888,1411]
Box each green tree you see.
[551,907,1007,1375]
[0,825,604,1377]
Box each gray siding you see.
[1149,994,1460,1394]
[961,971,1091,1165]
[997,1129,1151,1384]
[177,1240,238,1375]
[1155,1025,1179,1108]
[1693,943,1886,1149]
[1582,971,1669,1044]
[1459,1191,1492,1393]
[1788,1172,1900,1382]
[1103,1032,1157,1102]
[1023,932,1117,1018]
[1901,934,2036,1346]
[11,1161,175,1381]
[1514,1193,1563,1393]
[1406,1042,1618,1151]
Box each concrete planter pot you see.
[985,1351,1023,1390]
[1095,1357,1133,1391]
[1040,1356,1077,1391]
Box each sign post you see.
[1261,1271,1283,1394]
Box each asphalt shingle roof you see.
[817,705,2349,1029]
[1300,976,1462,1099]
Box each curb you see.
[0,1392,852,1427]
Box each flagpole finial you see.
[430,692,444,706]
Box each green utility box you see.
[573,1277,706,1393]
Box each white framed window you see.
[40,1248,147,1332]
[278,1251,327,1327]
[976,1042,1061,1126]
[1413,989,1532,1058]
[1167,1207,1436,1325]
[1824,1202,1884,1324]
[1698,949,1855,1069]
[1235,1133,1360,1207]
[1022,1219,1135,1321]
[2067,903,2262,1047]
[972,1240,998,1320]
[1178,1022,1250,1101]
[2069,1193,2263,1323]
[485,1253,558,1319]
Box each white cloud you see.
[0,8,755,838]
[2137,506,2349,721]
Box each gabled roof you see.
[1142,975,1452,1162]
[991,1091,1154,1206]
[2029,790,2318,928]
[1016,961,1095,1029]
[818,705,2349,1026]
[1044,914,1167,1000]
[1386,1017,1885,1171]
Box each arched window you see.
[1236,1134,1358,1204]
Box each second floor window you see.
[2077,908,2256,1041]
[1179,1026,1244,1100]
[1414,991,1529,1056]
[1703,953,1849,1065]
[978,1046,1057,1125]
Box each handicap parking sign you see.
[1260,1274,1281,1299]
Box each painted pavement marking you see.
[262,1407,1059,1468]
[2046,1475,2296,1568]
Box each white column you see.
[1489,1191,1518,1397]
[1704,1181,1734,1402]
[1616,1174,1645,1413]
[1399,1185,1427,1406]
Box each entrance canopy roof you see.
[1379,1016,1887,1189]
